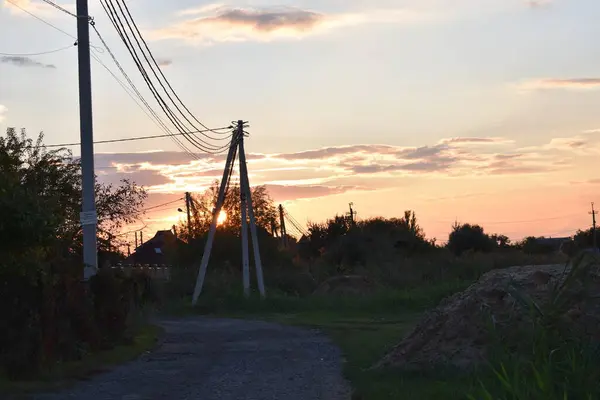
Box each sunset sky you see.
[1,0,599,244]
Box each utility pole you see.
[591,202,598,251]
[140,231,143,245]
[191,121,267,305]
[192,132,239,305]
[239,123,266,298]
[279,204,287,247]
[240,128,251,297]
[185,192,192,239]
[77,0,98,280]
[127,243,131,257]
[348,202,355,227]
[135,231,138,248]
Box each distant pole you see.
[140,231,143,245]
[591,202,598,251]
[127,243,131,257]
[77,0,98,280]
[279,204,287,247]
[192,134,238,305]
[239,123,266,298]
[135,231,138,248]
[185,192,192,239]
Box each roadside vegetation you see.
[0,128,160,392]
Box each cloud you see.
[149,5,430,44]
[0,105,6,123]
[263,184,358,202]
[519,78,600,91]
[440,137,513,145]
[93,130,598,204]
[275,144,396,161]
[1,56,56,69]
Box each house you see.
[123,229,183,266]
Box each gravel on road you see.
[32,317,350,400]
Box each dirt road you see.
[34,317,350,400]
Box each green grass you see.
[0,324,163,397]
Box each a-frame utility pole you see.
[76,0,98,279]
[191,121,266,305]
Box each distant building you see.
[123,229,183,266]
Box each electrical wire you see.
[99,0,230,154]
[90,23,200,159]
[0,43,76,56]
[142,198,184,212]
[45,126,233,148]
[112,0,230,138]
[101,0,231,151]
[39,0,78,18]
[4,0,103,52]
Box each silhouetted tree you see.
[447,223,495,256]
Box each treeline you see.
[165,184,582,298]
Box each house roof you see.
[123,229,183,265]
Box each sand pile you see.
[376,255,600,370]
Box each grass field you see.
[0,324,162,397]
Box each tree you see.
[177,180,279,241]
[491,234,511,249]
[447,222,495,256]
[573,228,599,250]
[0,128,147,267]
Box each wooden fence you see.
[110,264,171,281]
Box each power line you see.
[99,0,227,154]
[0,43,76,57]
[90,23,200,160]
[45,126,232,148]
[4,0,103,51]
[100,0,231,153]
[39,0,78,18]
[109,0,229,138]
[142,198,184,212]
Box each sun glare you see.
[217,210,227,226]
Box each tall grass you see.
[470,252,600,400]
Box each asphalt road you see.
[33,317,350,400]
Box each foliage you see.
[573,227,600,250]
[298,210,435,265]
[447,222,495,256]
[177,180,278,241]
[0,128,147,266]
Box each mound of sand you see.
[313,275,376,296]
[376,257,600,371]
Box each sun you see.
[217,210,227,226]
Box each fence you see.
[110,264,171,281]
